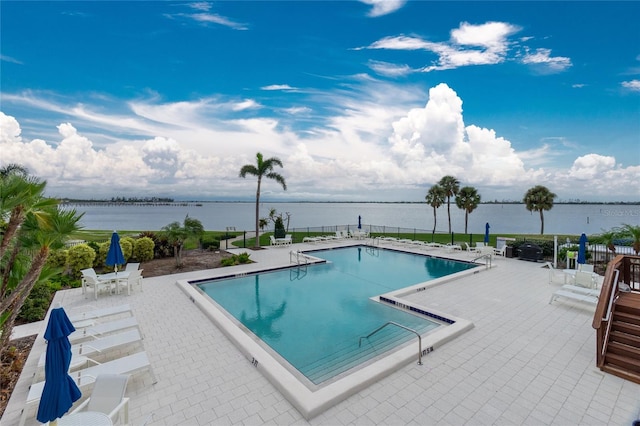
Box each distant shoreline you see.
[60,200,640,206]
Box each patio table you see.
[97,271,131,295]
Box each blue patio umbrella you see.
[578,233,588,265]
[106,230,125,272]
[37,307,81,423]
[484,222,490,244]
[358,215,362,229]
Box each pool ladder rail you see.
[359,321,424,365]
[472,253,493,269]
[290,250,312,265]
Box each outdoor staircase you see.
[593,255,640,385]
[600,291,640,384]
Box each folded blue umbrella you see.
[578,233,588,264]
[37,307,81,423]
[106,230,125,272]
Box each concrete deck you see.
[3,239,640,426]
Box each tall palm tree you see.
[455,186,481,234]
[438,175,460,234]
[239,153,287,248]
[523,185,556,234]
[425,185,446,234]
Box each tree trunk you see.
[0,246,48,353]
[539,209,545,234]
[254,178,262,248]
[447,198,452,234]
[464,211,469,234]
[0,207,25,260]
[432,207,437,234]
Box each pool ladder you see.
[472,253,492,269]
[359,321,423,365]
[290,250,311,265]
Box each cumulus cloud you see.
[2,79,638,201]
[622,79,640,91]
[360,0,406,17]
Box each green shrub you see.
[19,282,53,323]
[120,237,135,261]
[221,252,252,266]
[68,244,97,278]
[96,242,109,268]
[201,236,220,250]
[46,249,68,271]
[133,237,155,262]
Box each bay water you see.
[64,202,639,236]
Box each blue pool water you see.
[197,246,477,384]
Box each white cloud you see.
[2,80,639,201]
[521,48,572,73]
[261,84,297,91]
[621,79,640,91]
[360,0,406,17]
[363,22,520,72]
[0,54,23,65]
[367,60,413,77]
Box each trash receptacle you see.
[505,246,514,258]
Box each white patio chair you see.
[83,275,114,300]
[69,373,130,425]
[80,268,98,295]
[579,263,594,273]
[117,269,143,294]
[125,262,140,272]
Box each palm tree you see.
[425,185,446,234]
[438,175,460,234]
[239,153,287,248]
[0,204,83,352]
[455,186,481,234]
[523,185,557,234]
[161,215,204,267]
[620,223,640,255]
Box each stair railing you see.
[592,255,640,368]
[359,321,423,365]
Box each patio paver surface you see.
[4,240,640,426]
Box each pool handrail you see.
[359,321,423,365]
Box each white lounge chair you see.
[68,374,130,425]
[69,304,132,324]
[302,236,320,243]
[37,329,143,375]
[283,234,293,245]
[574,270,598,289]
[544,262,566,285]
[69,316,140,344]
[269,236,281,246]
[550,283,599,305]
[23,351,156,425]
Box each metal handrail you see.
[289,250,310,265]
[472,253,492,269]
[358,321,423,365]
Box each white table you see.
[97,271,131,295]
[57,411,112,426]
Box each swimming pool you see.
[178,245,479,418]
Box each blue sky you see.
[1,1,639,202]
